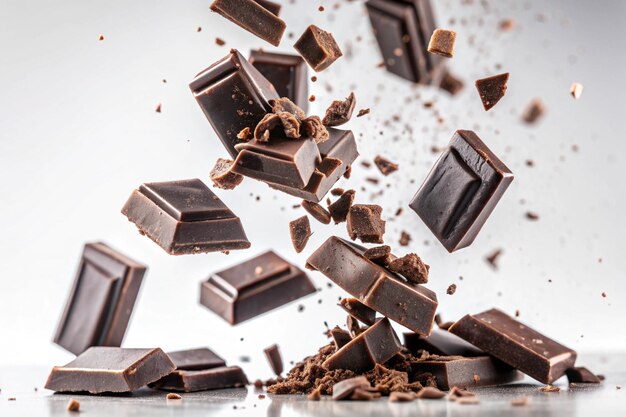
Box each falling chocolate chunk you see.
[373,155,399,176]
[347,204,386,244]
[485,249,502,270]
[322,92,356,127]
[565,367,601,384]
[388,253,429,284]
[215,37,226,46]
[330,326,352,349]
[399,231,411,246]
[302,116,329,143]
[522,98,545,124]
[67,399,80,412]
[475,73,509,111]
[363,245,392,266]
[428,29,456,58]
[264,344,284,376]
[447,284,457,295]
[416,386,446,399]
[209,158,244,190]
[328,189,355,224]
[439,71,464,95]
[339,298,376,326]
[294,25,343,72]
[289,216,312,253]
[350,388,381,401]
[254,113,282,142]
[301,200,331,224]
[570,82,583,100]
[357,108,370,117]
[511,396,530,406]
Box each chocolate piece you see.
[66,399,80,411]
[389,391,416,402]
[373,155,399,176]
[307,237,438,335]
[346,315,363,338]
[404,329,483,357]
[521,98,545,124]
[427,29,456,57]
[45,347,175,394]
[449,308,577,384]
[475,73,509,111]
[416,386,446,399]
[233,137,321,188]
[387,253,429,284]
[324,318,402,373]
[347,204,386,244]
[339,298,377,325]
[301,115,330,143]
[399,231,411,246]
[322,92,356,127]
[151,366,248,392]
[54,243,146,355]
[357,108,370,117]
[210,158,244,190]
[350,388,381,400]
[439,71,464,95]
[330,326,352,349]
[332,376,371,400]
[189,49,279,158]
[301,200,331,224]
[540,385,560,393]
[252,0,281,15]
[200,250,315,324]
[249,50,308,111]
[166,393,182,400]
[365,0,443,83]
[328,189,356,224]
[570,82,583,100]
[409,130,514,252]
[122,179,250,255]
[294,25,343,72]
[511,396,530,406]
[565,367,601,384]
[264,344,284,376]
[289,215,312,253]
[485,248,503,269]
[412,356,522,390]
[166,348,226,370]
[446,283,457,295]
[254,113,282,141]
[210,0,285,46]
[363,245,392,266]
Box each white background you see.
[1,0,625,382]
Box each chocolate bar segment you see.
[151,366,248,392]
[249,50,308,112]
[166,348,226,371]
[210,0,285,46]
[190,49,279,158]
[45,347,175,394]
[404,329,482,357]
[252,0,281,15]
[409,130,513,252]
[121,179,250,255]
[54,243,146,355]
[307,236,438,335]
[200,250,315,324]
[449,308,577,384]
[293,25,343,72]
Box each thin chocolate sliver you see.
[210,0,286,46]
[289,215,312,253]
[301,200,331,224]
[347,204,386,244]
[210,158,244,190]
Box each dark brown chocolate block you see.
[121,179,250,255]
[565,367,601,384]
[45,347,175,394]
[411,356,522,390]
[449,308,577,384]
[409,130,513,252]
[404,329,482,357]
[339,298,376,326]
[200,250,315,324]
[233,137,321,188]
[210,0,285,46]
[54,242,146,355]
[475,73,509,111]
[268,128,359,202]
[323,318,402,373]
[252,0,281,15]
[249,50,308,112]
[366,0,443,83]
[347,204,386,243]
[166,348,226,370]
[307,236,438,335]
[293,25,343,72]
[151,366,248,392]
[264,344,284,375]
[190,49,279,158]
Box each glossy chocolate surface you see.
[293,25,342,72]
[166,348,226,371]
[210,0,285,46]
[151,366,248,392]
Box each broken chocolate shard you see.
[475,73,509,111]
[416,386,446,399]
[373,155,399,176]
[363,245,392,266]
[439,70,464,95]
[389,391,416,402]
[428,29,456,57]
[565,367,601,384]
[210,158,244,190]
[347,204,386,244]
[302,116,329,143]
[330,326,352,349]
[357,108,370,117]
[404,329,483,357]
[210,0,285,46]
[294,25,343,72]
[264,344,284,376]
[328,189,356,224]
[409,130,514,252]
[332,376,371,400]
[166,348,226,370]
[446,283,457,295]
[251,0,281,16]
[339,298,377,326]
[200,250,315,324]
[322,92,356,127]
[324,318,402,373]
[449,308,577,384]
[388,253,429,284]
[522,98,545,124]
[289,215,312,253]
[350,388,381,401]
[45,347,175,394]
[151,366,248,392]
[53,242,146,355]
[301,200,331,224]
[121,179,251,255]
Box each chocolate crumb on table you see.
[475,73,509,111]
[521,98,545,124]
[294,25,343,72]
[166,393,182,400]
[328,189,355,223]
[307,387,322,400]
[289,216,312,253]
[399,231,411,246]
[301,200,331,224]
[439,71,464,95]
[210,158,244,190]
[388,253,430,284]
[428,29,456,58]
[322,92,356,127]
[373,155,399,176]
[540,385,561,393]
[447,284,457,295]
[570,82,584,99]
[511,396,530,406]
[347,204,386,243]
[67,399,80,412]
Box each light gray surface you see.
[1,354,625,416]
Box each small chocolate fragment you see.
[152,366,248,392]
[357,108,370,117]
[330,326,352,349]
[237,127,251,140]
[249,50,308,111]
[252,0,281,15]
[54,242,146,355]
[322,92,356,127]
[475,73,509,111]
[332,376,371,400]
[404,329,483,357]
[302,115,330,143]
[45,347,175,394]
[210,0,285,46]
[447,284,457,295]
[270,97,307,138]
[301,200,331,224]
[200,251,315,324]
[570,82,583,100]
[328,189,356,224]
[289,215,312,253]
[350,388,381,400]
[439,71,464,95]
[521,98,545,124]
[347,204,386,244]
[399,231,411,246]
[428,29,456,58]
[373,155,399,176]
[416,386,446,399]
[324,318,402,373]
[264,344,284,376]
[166,393,182,400]
[389,391,416,402]
[565,367,601,384]
[308,386,322,400]
[67,399,80,412]
[339,298,377,326]
[294,25,343,72]
[449,308,577,384]
[210,158,244,190]
[388,253,429,284]
[166,348,226,371]
[121,179,250,255]
[409,130,514,252]
[363,245,392,266]
[511,396,530,406]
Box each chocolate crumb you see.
[347,204,386,244]
[302,115,330,143]
[416,386,446,399]
[166,393,182,400]
[311,76,318,82]
[373,155,399,176]
[258,394,266,399]
[67,399,80,411]
[485,249,502,270]
[289,216,312,253]
[196,27,202,32]
[570,82,583,100]
[526,211,539,220]
[98,34,104,41]
[328,189,355,224]
[343,165,352,179]
[388,253,429,284]
[439,71,464,95]
[539,385,560,393]
[309,95,316,102]
[237,127,251,140]
[499,19,516,31]
[322,92,356,127]
[427,29,456,58]
[522,98,545,124]
[302,200,331,224]
[475,73,509,111]
[511,396,529,406]
[447,284,457,295]
[357,108,370,117]
[215,37,226,46]
[155,103,162,113]
[210,158,244,190]
[399,231,411,246]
